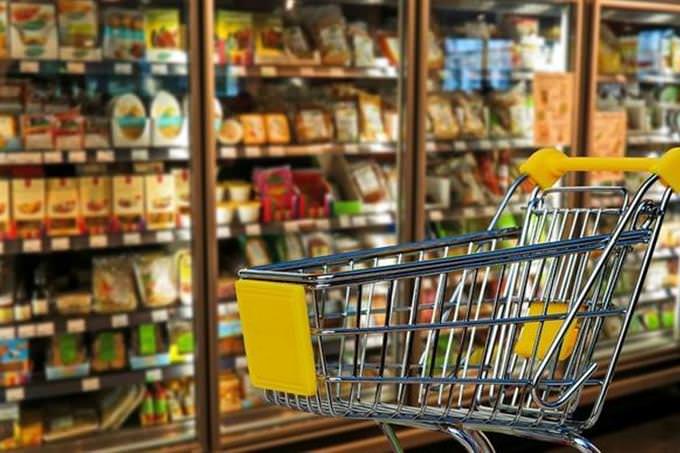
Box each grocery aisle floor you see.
[410,385,680,452]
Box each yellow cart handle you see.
[520,147,680,192]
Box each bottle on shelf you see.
[31,264,50,318]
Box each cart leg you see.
[445,427,495,453]
[569,434,600,453]
[378,423,404,453]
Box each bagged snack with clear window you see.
[133,253,178,308]
[92,256,137,313]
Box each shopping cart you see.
[235,148,680,453]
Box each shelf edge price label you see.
[169,148,188,160]
[228,65,245,77]
[300,67,315,77]
[50,237,69,251]
[260,66,277,77]
[114,63,133,75]
[0,327,15,340]
[43,151,62,163]
[155,230,174,243]
[244,146,262,158]
[151,63,168,75]
[151,309,169,322]
[220,147,236,159]
[146,368,162,382]
[352,216,368,227]
[339,215,351,228]
[329,67,344,77]
[66,62,85,74]
[245,224,262,236]
[17,324,36,339]
[344,144,359,154]
[6,387,24,402]
[111,314,129,328]
[131,149,149,161]
[283,221,299,233]
[19,61,39,73]
[316,219,330,230]
[96,150,114,162]
[36,322,54,337]
[81,377,100,392]
[89,234,108,248]
[430,210,444,222]
[22,239,41,253]
[217,226,231,238]
[67,319,85,333]
[123,232,142,245]
[268,146,285,156]
[68,151,87,163]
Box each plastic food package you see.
[239,114,266,145]
[102,8,145,60]
[46,178,80,237]
[283,25,316,62]
[264,113,290,144]
[358,93,387,142]
[55,291,91,315]
[145,9,184,63]
[295,108,332,143]
[348,22,375,67]
[133,253,178,307]
[132,323,168,357]
[57,0,99,61]
[47,333,87,368]
[451,92,487,138]
[91,331,127,372]
[244,238,271,267]
[333,101,359,143]
[254,14,286,64]
[303,6,350,66]
[0,3,8,59]
[215,11,253,65]
[12,178,45,239]
[98,384,145,431]
[144,173,176,231]
[302,232,333,257]
[427,95,460,140]
[92,255,138,313]
[43,404,98,442]
[487,86,532,138]
[175,249,192,305]
[349,161,390,203]
[169,320,194,362]
[10,3,58,59]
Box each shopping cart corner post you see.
[445,427,495,453]
[568,434,601,453]
[377,423,404,453]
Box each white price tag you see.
[217,226,231,238]
[228,66,245,77]
[316,219,330,230]
[497,139,511,148]
[260,66,277,77]
[43,151,62,163]
[36,322,54,336]
[17,324,36,338]
[5,387,24,402]
[352,216,368,227]
[131,149,149,161]
[300,67,315,77]
[22,239,41,253]
[244,146,262,158]
[235,356,248,369]
[81,377,100,392]
[478,140,492,149]
[174,64,188,76]
[245,224,262,236]
[111,314,129,328]
[66,62,85,74]
[146,368,162,382]
[20,61,39,73]
[339,215,351,228]
[329,67,344,77]
[268,146,285,156]
[123,232,141,245]
[155,230,174,243]
[151,309,169,322]
[344,144,359,154]
[89,235,108,248]
[67,319,85,333]
[50,237,69,251]
[0,242,4,255]
[68,151,87,163]
[8,153,40,164]
[454,141,466,151]
[96,150,114,162]
[425,142,437,152]
[430,210,444,221]
[151,63,168,75]
[169,148,188,160]
[220,147,236,159]
[114,63,133,75]
[283,221,299,233]
[0,327,15,340]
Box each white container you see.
[237,202,261,224]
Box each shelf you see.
[0,306,193,341]
[0,147,189,166]
[598,72,680,84]
[219,143,396,159]
[0,229,191,256]
[0,363,194,404]
[428,204,525,222]
[217,213,394,239]
[627,133,679,147]
[0,59,188,77]
[216,64,398,80]
[426,138,536,153]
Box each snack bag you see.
[133,253,178,308]
[302,6,350,66]
[92,255,137,313]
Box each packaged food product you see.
[215,11,253,65]
[219,372,242,413]
[302,232,333,257]
[132,323,167,357]
[244,238,271,267]
[488,87,532,138]
[217,276,235,300]
[382,108,399,142]
[0,115,20,151]
[92,255,137,313]
[293,169,331,218]
[295,108,332,143]
[278,234,305,261]
[10,3,58,59]
[216,201,235,224]
[637,29,673,73]
[0,181,9,238]
[53,112,84,149]
[239,114,266,145]
[621,35,638,74]
[102,8,145,60]
[264,113,290,144]
[79,176,111,234]
[254,14,286,64]
[54,291,91,315]
[133,253,178,307]
[253,166,296,221]
[348,22,375,67]
[218,118,244,145]
[46,333,88,371]
[0,403,18,450]
[349,161,390,203]
[427,31,444,69]
[57,0,100,61]
[43,404,98,442]
[18,409,42,448]
[110,94,148,146]
[0,3,8,58]
[112,175,144,231]
[333,101,359,143]
[168,320,194,362]
[46,178,80,236]
[21,114,55,149]
[12,178,45,239]
[377,32,399,66]
[303,6,350,66]
[91,331,127,372]
[283,25,317,63]
[358,93,387,142]
[151,91,185,143]
[237,201,261,224]
[225,180,251,202]
[451,92,486,138]
[0,339,30,387]
[213,98,223,134]
[144,173,176,230]
[427,95,460,140]
[172,169,190,226]
[83,117,110,149]
[145,9,184,62]
[98,384,144,431]
[175,249,192,305]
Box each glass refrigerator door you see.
[0,1,203,450]
[211,1,407,449]
[589,0,680,360]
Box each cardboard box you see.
[145,9,186,63]
[57,0,100,61]
[10,3,58,59]
[46,178,80,236]
[144,173,176,230]
[79,176,111,234]
[112,175,144,231]
[12,178,45,238]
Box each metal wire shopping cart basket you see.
[235,148,680,452]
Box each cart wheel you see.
[445,427,495,453]
[377,423,404,453]
[570,434,601,453]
